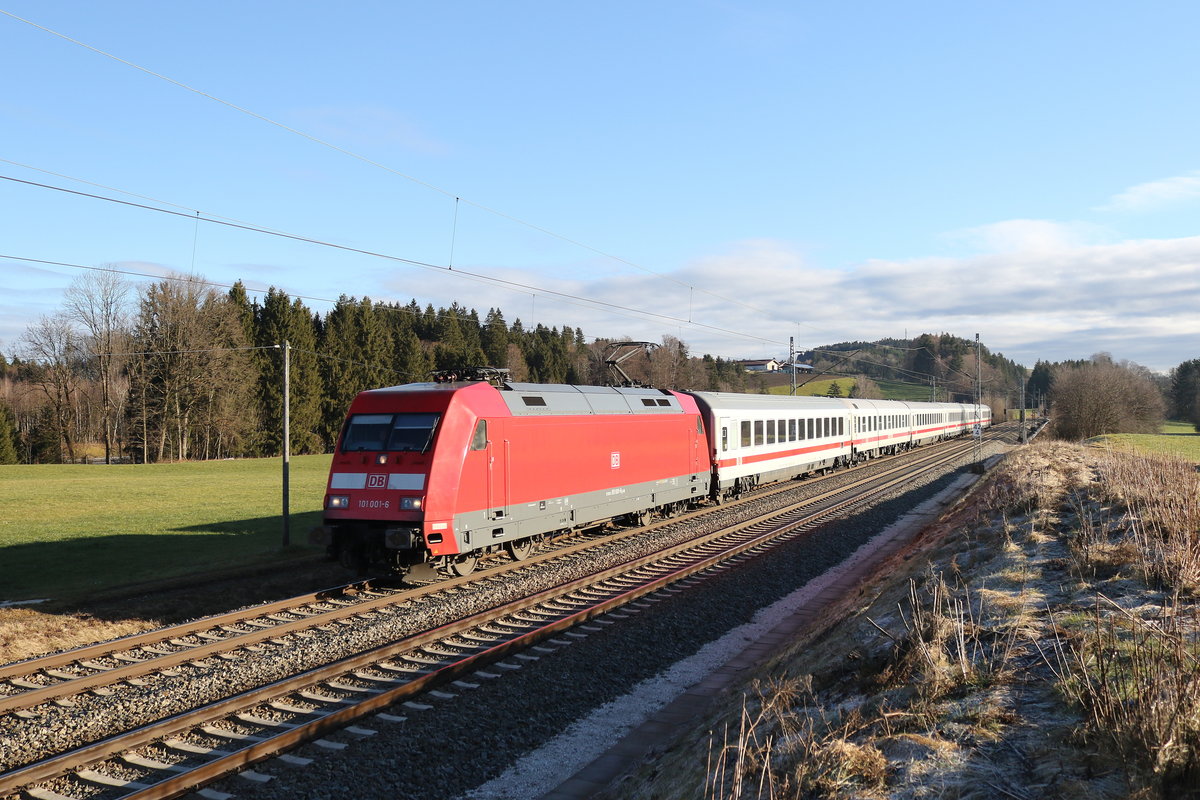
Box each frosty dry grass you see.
[704,677,887,800]
[1043,447,1200,796]
[702,442,1200,798]
[703,568,1029,799]
[1045,599,1200,796]
[1095,449,1200,594]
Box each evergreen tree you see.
[393,327,431,383]
[0,400,19,464]
[481,308,509,367]
[1169,359,1200,429]
[1026,361,1054,410]
[227,281,256,343]
[912,334,939,382]
[255,289,323,455]
[354,298,393,389]
[319,296,360,445]
[433,305,486,371]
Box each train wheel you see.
[448,552,478,577]
[504,538,534,561]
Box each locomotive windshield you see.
[342,413,441,452]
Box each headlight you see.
[400,497,423,510]
[327,495,350,509]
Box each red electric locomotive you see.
[312,377,709,578]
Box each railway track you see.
[0,430,1007,800]
[0,427,1002,719]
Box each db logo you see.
[367,474,387,489]
[610,452,620,469]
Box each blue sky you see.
[3,1,1199,374]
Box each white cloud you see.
[369,230,1200,374]
[536,234,1200,373]
[1100,171,1200,212]
[946,219,1106,254]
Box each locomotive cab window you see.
[341,414,391,451]
[342,412,441,452]
[388,413,441,452]
[470,419,488,451]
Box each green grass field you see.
[0,455,332,602]
[1087,421,1200,462]
[765,377,938,401]
[766,377,855,397]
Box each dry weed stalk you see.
[1110,453,1200,594]
[1044,598,1200,796]
[703,676,887,799]
[881,568,1023,702]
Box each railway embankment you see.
[585,440,1200,800]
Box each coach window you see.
[838,418,844,436]
[788,419,797,441]
[807,419,814,439]
[470,420,488,451]
[754,420,764,446]
[721,426,728,452]
[741,420,752,447]
[766,419,776,444]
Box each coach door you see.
[716,416,731,461]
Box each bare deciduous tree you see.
[1050,354,1165,440]
[850,374,884,399]
[19,313,83,462]
[64,270,131,463]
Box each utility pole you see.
[973,333,983,469]
[282,340,291,547]
[789,336,797,396]
[975,333,982,406]
[1020,377,1027,444]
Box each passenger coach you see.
[686,392,990,502]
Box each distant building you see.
[780,362,814,374]
[739,359,782,373]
